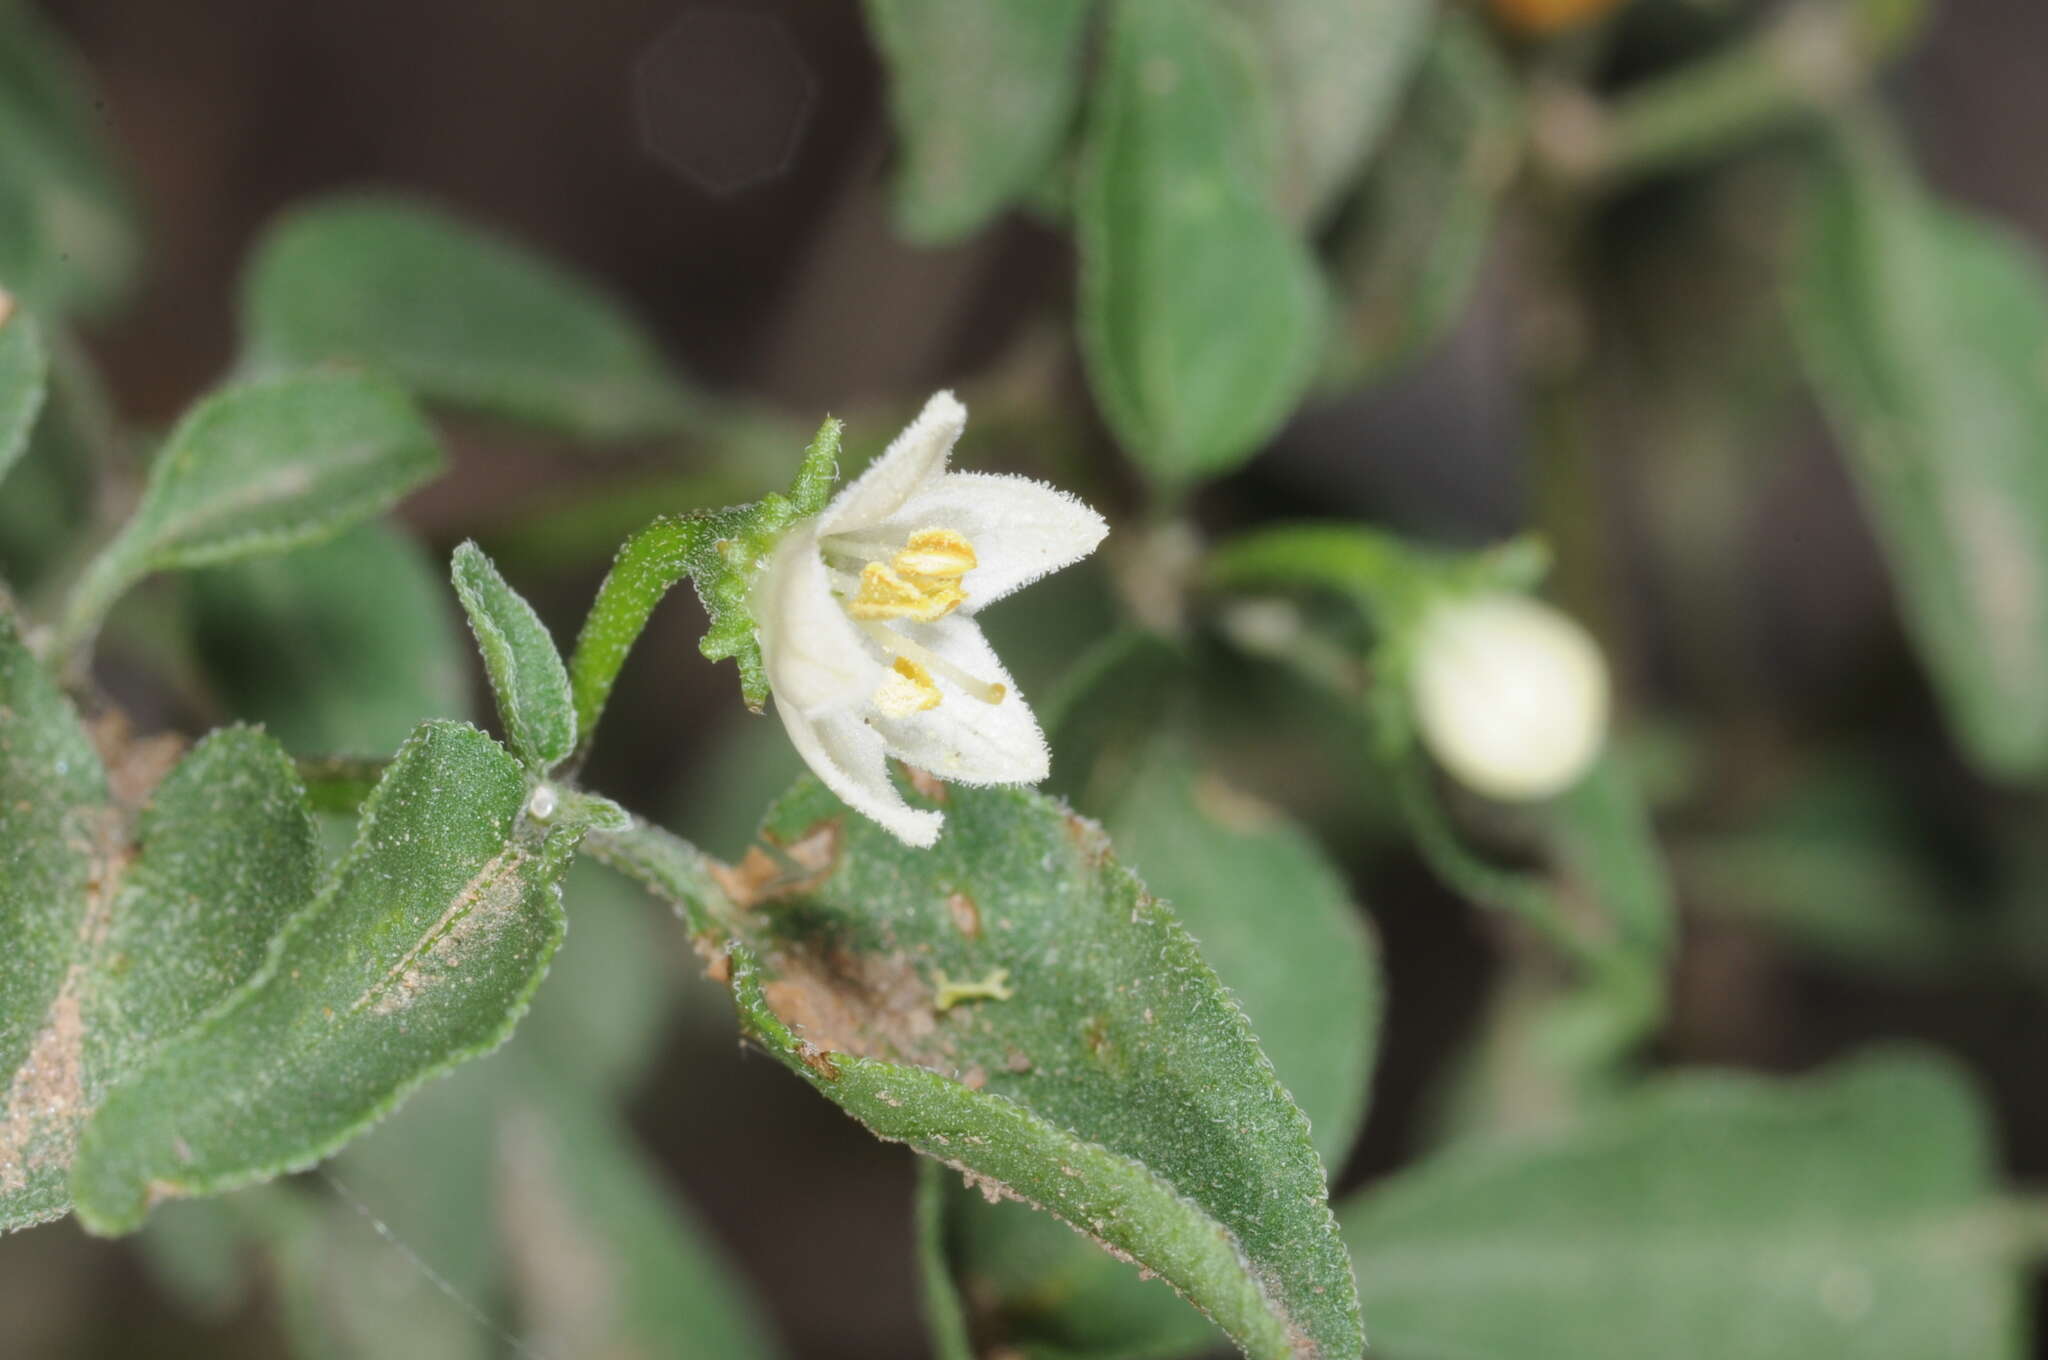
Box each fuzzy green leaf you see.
[190,522,467,756]
[0,612,107,1229]
[241,195,696,440]
[710,778,1361,1360]
[1221,0,1434,227]
[1792,120,2048,780]
[1343,1048,2024,1360]
[149,857,745,1360]
[1324,13,1518,389]
[58,371,444,657]
[2,703,318,1230]
[451,541,575,771]
[0,0,139,315]
[1077,0,1327,488]
[70,721,592,1235]
[0,307,48,488]
[567,417,840,742]
[865,0,1096,244]
[926,647,1382,1360]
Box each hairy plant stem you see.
[583,817,730,938]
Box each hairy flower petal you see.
[868,616,1047,785]
[877,472,1108,612]
[775,704,943,847]
[818,390,966,537]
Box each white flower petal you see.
[757,522,886,715]
[775,702,942,847]
[869,616,1048,785]
[878,472,1109,612]
[819,390,966,537]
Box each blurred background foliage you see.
[7,0,2048,1355]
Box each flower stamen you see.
[841,527,979,623]
[848,562,963,621]
[860,622,1007,706]
[893,527,976,579]
[873,657,943,717]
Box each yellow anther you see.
[933,967,1014,1011]
[873,657,943,718]
[847,562,964,622]
[893,527,977,581]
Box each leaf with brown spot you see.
[4,612,319,1230]
[699,775,1361,1360]
[0,613,106,1227]
[70,720,601,1235]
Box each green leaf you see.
[451,541,575,771]
[1077,0,1328,488]
[57,370,444,660]
[710,778,1361,1360]
[1791,119,2048,780]
[567,416,840,739]
[0,0,139,315]
[1674,763,1971,984]
[87,728,322,1084]
[866,0,1096,243]
[0,611,107,1229]
[2,708,318,1230]
[0,307,48,487]
[70,720,591,1235]
[1221,0,1434,226]
[135,1196,255,1322]
[926,646,1382,1360]
[295,1070,499,1360]
[201,855,737,1358]
[1323,13,1518,389]
[1343,1048,2025,1360]
[497,1079,783,1360]
[190,522,466,756]
[241,195,695,440]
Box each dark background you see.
[8,0,2048,1355]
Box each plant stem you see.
[563,512,724,771]
[1569,0,1925,186]
[583,817,730,939]
[44,542,137,681]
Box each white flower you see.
[1409,592,1609,801]
[756,391,1107,846]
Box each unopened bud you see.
[1410,593,1609,800]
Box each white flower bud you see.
[1409,592,1609,801]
